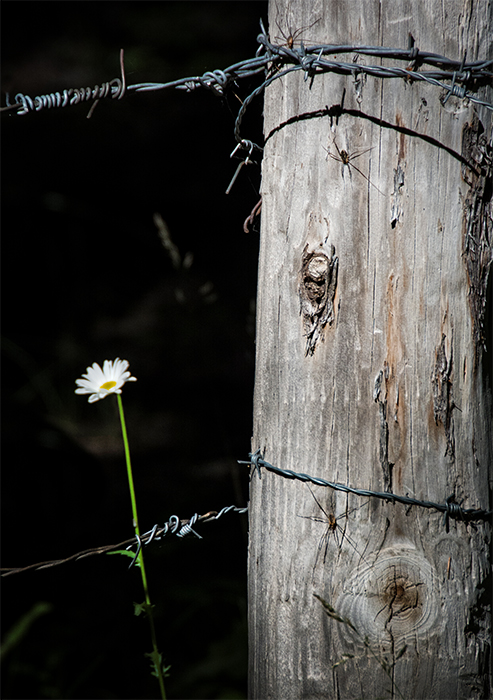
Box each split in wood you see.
[460,115,492,362]
[373,368,394,492]
[432,333,456,460]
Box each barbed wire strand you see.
[3,21,491,193]
[239,450,492,531]
[3,20,491,130]
[0,505,247,577]
[2,48,126,118]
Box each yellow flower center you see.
[100,380,117,391]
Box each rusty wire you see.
[1,505,247,577]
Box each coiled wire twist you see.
[3,49,126,117]
[126,505,248,568]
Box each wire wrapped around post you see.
[239,450,492,528]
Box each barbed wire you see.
[2,21,491,193]
[2,48,127,118]
[2,19,491,140]
[239,450,492,531]
[0,505,247,577]
[3,442,491,578]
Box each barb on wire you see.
[0,505,247,577]
[239,450,492,530]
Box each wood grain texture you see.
[248,1,492,698]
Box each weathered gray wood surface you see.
[248,1,492,698]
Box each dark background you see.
[1,2,268,698]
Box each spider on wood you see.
[300,485,371,579]
[324,138,385,196]
[274,3,321,49]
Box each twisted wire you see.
[0,505,248,577]
[2,48,126,117]
[3,24,491,193]
[3,23,491,126]
[239,450,492,530]
[4,79,125,116]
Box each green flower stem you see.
[117,394,167,700]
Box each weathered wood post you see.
[248,0,492,698]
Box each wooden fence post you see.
[248,1,492,697]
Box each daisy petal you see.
[74,358,137,403]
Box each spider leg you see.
[332,499,373,566]
[290,17,321,43]
[323,146,334,162]
[347,146,374,162]
[330,139,352,179]
[274,1,290,45]
[274,22,288,45]
[349,163,385,196]
[332,526,344,563]
[305,17,322,32]
[320,528,331,565]
[307,485,332,520]
[334,521,373,568]
[332,138,344,161]
[310,527,330,582]
[325,150,349,179]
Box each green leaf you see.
[0,602,53,662]
[133,601,154,617]
[145,650,171,678]
[107,549,141,568]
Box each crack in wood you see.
[373,369,394,492]
[432,333,455,461]
[375,566,425,631]
[461,115,493,365]
[390,163,405,228]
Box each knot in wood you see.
[379,571,424,626]
[302,253,331,303]
[299,244,338,355]
[335,547,439,646]
[307,255,329,282]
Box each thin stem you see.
[117,394,167,700]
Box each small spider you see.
[324,138,385,196]
[274,3,320,49]
[300,486,370,579]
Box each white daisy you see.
[75,358,137,403]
